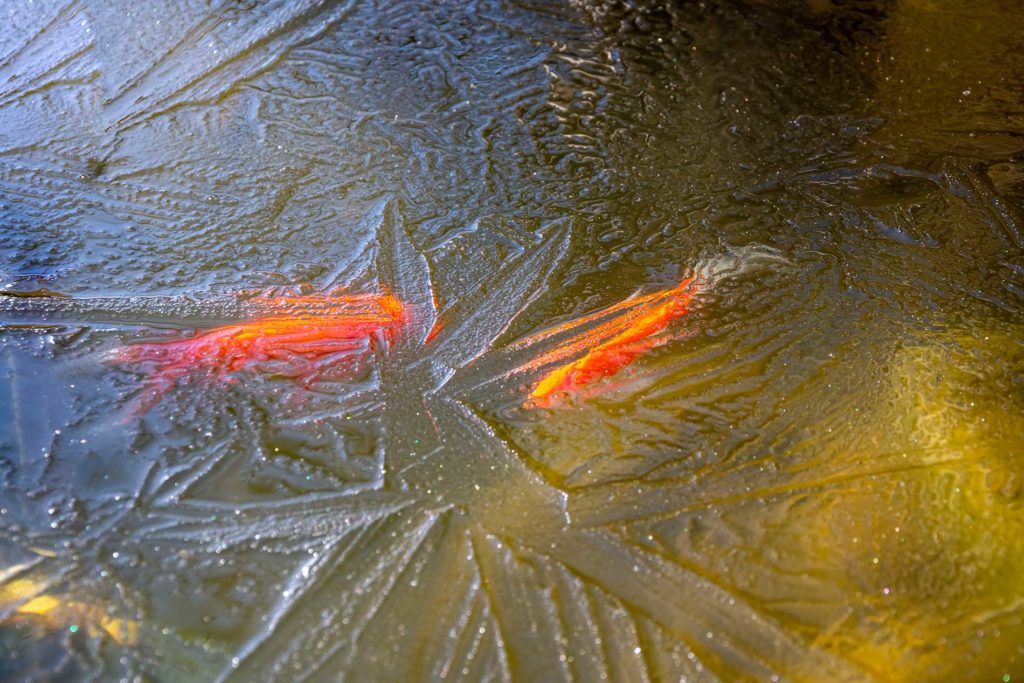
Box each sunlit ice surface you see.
[2,0,1024,681]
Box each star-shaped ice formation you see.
[73,198,863,682]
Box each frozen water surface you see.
[2,0,1024,680]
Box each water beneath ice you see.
[2,1,1024,681]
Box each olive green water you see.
[2,1,1024,681]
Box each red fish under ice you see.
[114,292,405,413]
[511,275,702,406]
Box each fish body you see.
[112,292,405,413]
[517,276,701,405]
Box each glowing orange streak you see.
[525,276,701,404]
[509,287,673,352]
[114,292,405,413]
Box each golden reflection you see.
[1,572,139,646]
[801,324,1024,681]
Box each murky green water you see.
[2,1,1024,680]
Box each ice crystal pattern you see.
[3,0,1024,681]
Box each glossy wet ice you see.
[2,1,1024,681]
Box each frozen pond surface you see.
[2,1,1024,680]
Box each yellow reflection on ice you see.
[1,572,139,646]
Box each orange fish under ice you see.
[510,275,703,406]
[113,291,406,413]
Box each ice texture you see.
[2,1,1024,681]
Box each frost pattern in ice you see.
[3,1,1024,682]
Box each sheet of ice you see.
[2,1,1024,681]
